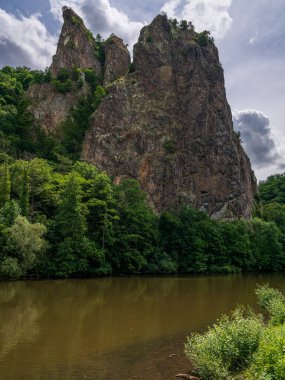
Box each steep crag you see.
[82,15,257,218]
[27,7,130,134]
[28,8,257,218]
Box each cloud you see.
[160,0,233,39]
[0,8,56,69]
[233,109,283,169]
[49,0,145,48]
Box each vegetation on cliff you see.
[185,284,285,379]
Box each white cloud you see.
[50,0,82,20]
[161,0,233,39]
[0,8,56,69]
[49,0,145,49]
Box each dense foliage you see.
[185,285,285,380]
[1,65,285,279]
[0,157,284,279]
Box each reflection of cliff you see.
[0,276,274,379]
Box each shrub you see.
[268,297,285,325]
[92,86,106,109]
[185,307,263,379]
[163,139,175,154]
[71,67,81,81]
[255,284,285,324]
[0,257,22,279]
[196,31,214,47]
[247,324,285,379]
[128,63,135,73]
[179,20,189,31]
[56,68,70,82]
[146,35,153,43]
[255,283,285,310]
[52,79,73,94]
[84,69,98,90]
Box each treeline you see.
[0,158,284,279]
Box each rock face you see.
[27,7,130,134]
[26,83,88,134]
[50,6,101,77]
[103,35,131,86]
[82,15,257,218]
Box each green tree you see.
[259,173,285,204]
[7,215,46,274]
[20,164,30,217]
[0,161,11,207]
[111,179,158,274]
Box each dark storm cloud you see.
[233,109,281,168]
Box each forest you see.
[1,65,285,279]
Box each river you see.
[0,274,284,379]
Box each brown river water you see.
[0,274,284,380]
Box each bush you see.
[247,324,285,379]
[52,79,73,94]
[196,31,214,47]
[163,139,175,154]
[255,283,284,309]
[128,63,135,73]
[185,307,263,379]
[56,68,70,82]
[0,257,22,279]
[256,284,285,325]
[146,35,153,43]
[268,297,285,325]
[83,69,98,90]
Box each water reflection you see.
[0,274,284,379]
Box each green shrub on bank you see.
[255,283,284,309]
[185,307,263,379]
[246,324,285,379]
[256,284,285,325]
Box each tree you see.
[111,179,158,274]
[179,20,189,30]
[0,161,11,207]
[259,173,285,204]
[52,172,90,277]
[7,215,46,273]
[20,164,30,217]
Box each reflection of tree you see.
[0,281,40,361]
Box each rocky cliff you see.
[27,7,130,134]
[82,15,257,218]
[28,8,257,218]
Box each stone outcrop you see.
[50,6,101,77]
[82,15,257,218]
[103,35,131,86]
[26,7,130,134]
[26,82,88,134]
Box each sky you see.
[0,0,284,181]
